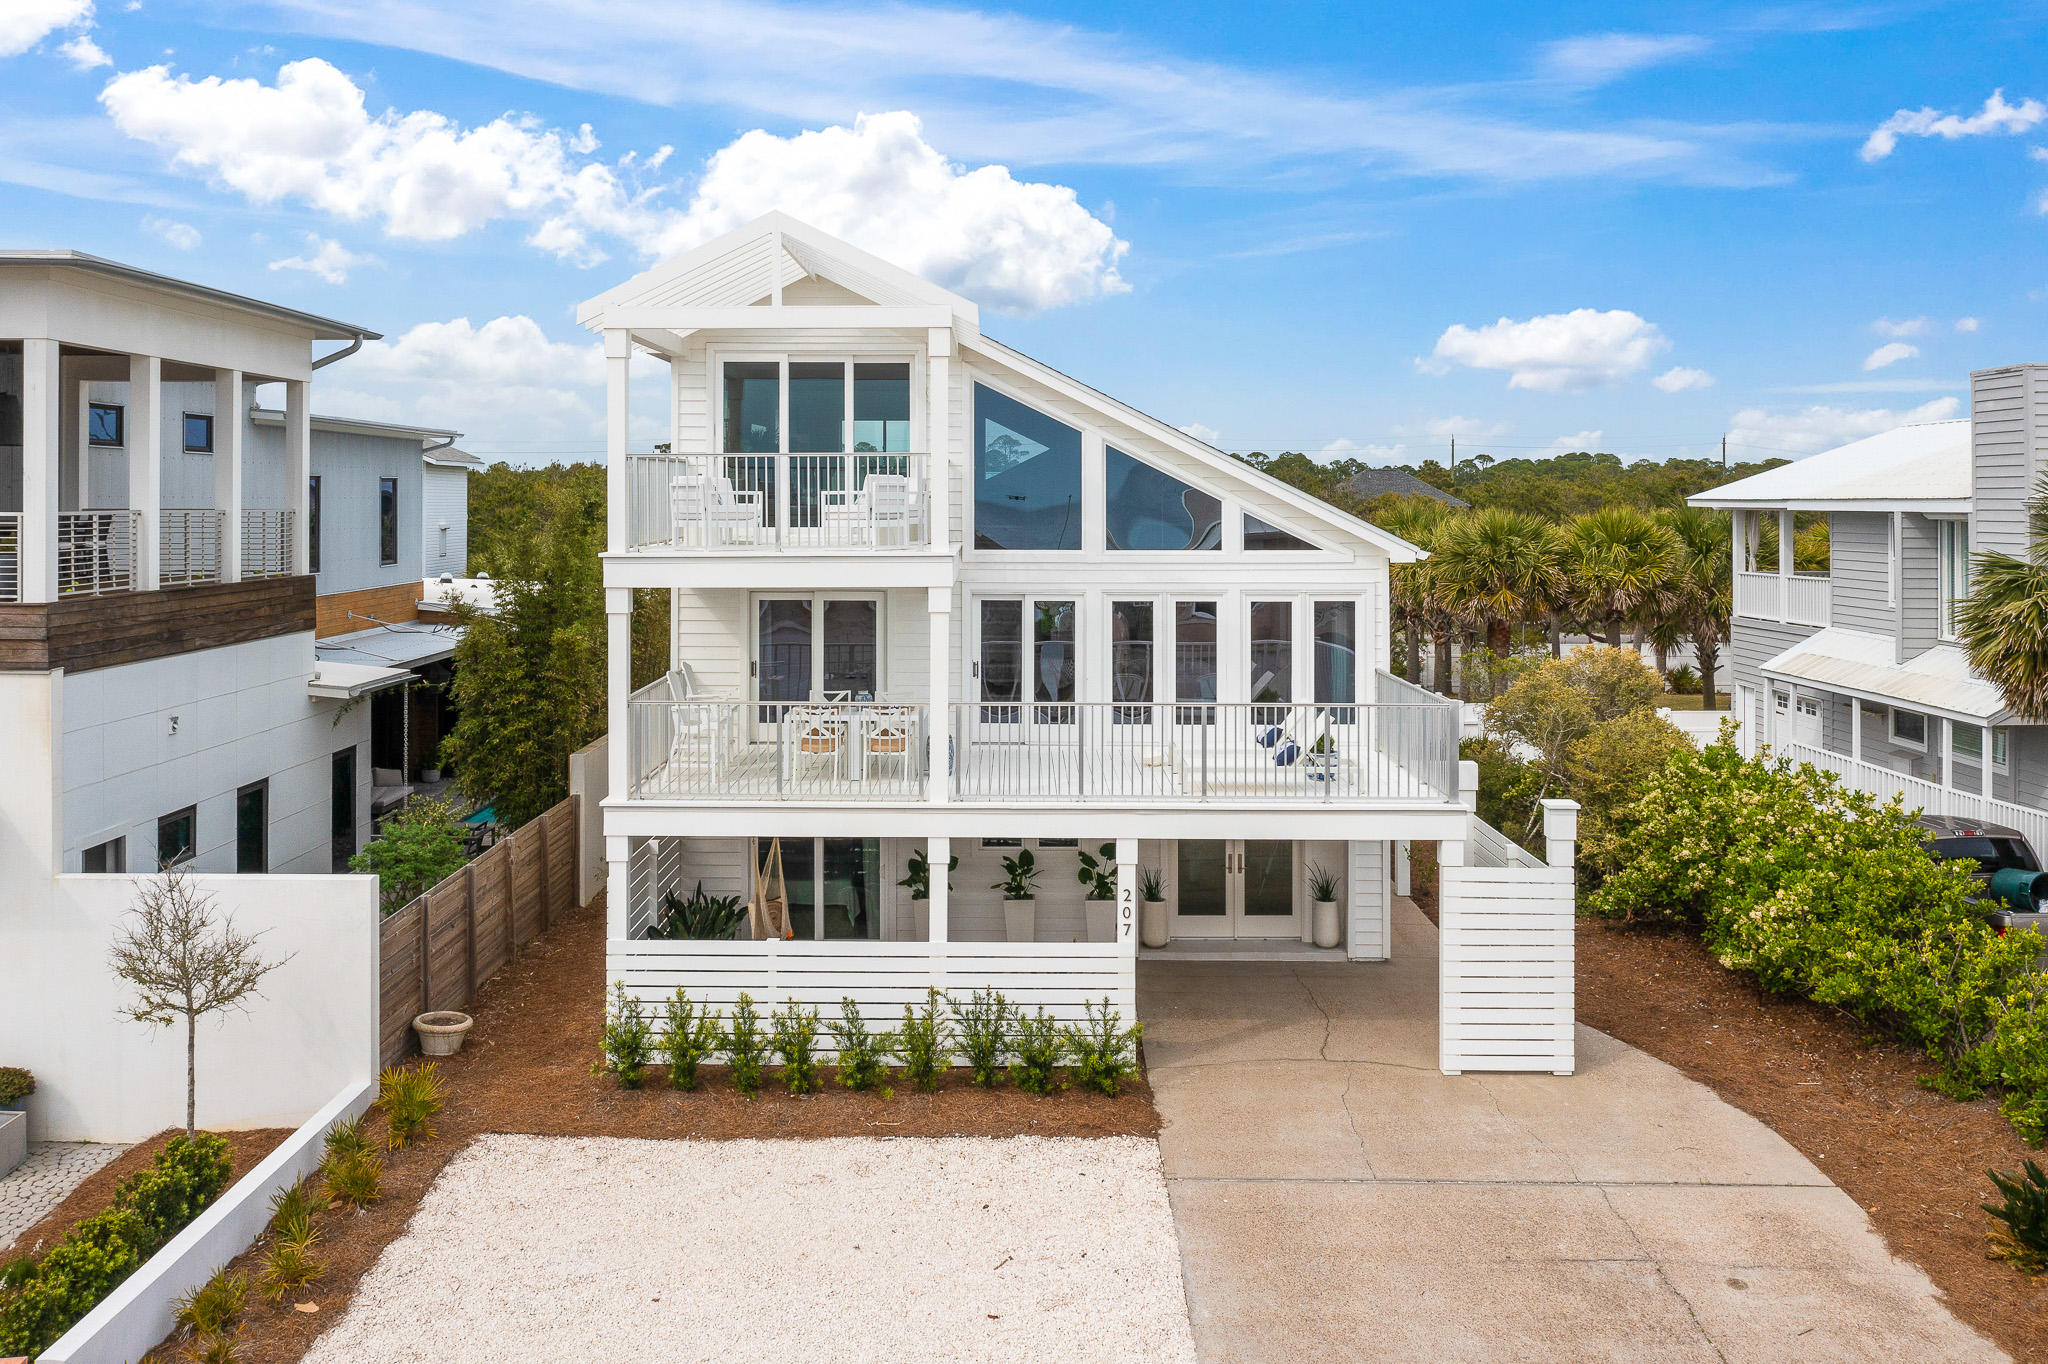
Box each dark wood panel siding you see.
[0,575,314,674]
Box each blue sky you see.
[3,0,2043,466]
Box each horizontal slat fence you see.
[379,797,579,1066]
[1438,862,1575,1076]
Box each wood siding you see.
[1900,512,1943,657]
[1730,615,1818,696]
[0,575,313,674]
[1828,511,1897,637]
[316,580,420,638]
[1973,365,2045,559]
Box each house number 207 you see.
[1118,881,1135,942]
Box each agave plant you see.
[650,882,747,940]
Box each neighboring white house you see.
[423,445,481,580]
[582,214,1578,1075]
[1692,365,2048,850]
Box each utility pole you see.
[1450,437,1456,472]
[1721,434,1727,468]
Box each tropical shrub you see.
[829,999,895,1093]
[661,988,720,1090]
[771,1001,823,1096]
[1075,843,1118,900]
[953,988,1015,1087]
[322,1116,371,1162]
[1985,1160,2048,1272]
[1063,999,1144,1097]
[897,988,948,1092]
[596,981,653,1089]
[723,993,767,1097]
[993,850,1040,900]
[378,1064,444,1149]
[1565,710,1694,879]
[268,1180,318,1245]
[1008,1008,1067,1095]
[897,849,957,901]
[174,1267,247,1337]
[0,1067,33,1105]
[261,1235,323,1301]
[648,883,747,941]
[1666,663,1701,695]
[348,796,467,915]
[321,1148,382,1209]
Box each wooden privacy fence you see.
[1437,861,1575,1077]
[379,798,580,1066]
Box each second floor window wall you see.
[1939,518,1971,640]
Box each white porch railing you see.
[242,509,294,579]
[1779,741,2048,854]
[0,512,18,602]
[630,691,927,801]
[624,452,931,550]
[58,510,140,596]
[161,508,225,587]
[1734,570,1832,626]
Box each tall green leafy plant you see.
[897,988,949,1092]
[595,981,652,1089]
[661,988,720,1090]
[952,988,1014,1087]
[723,993,767,1097]
[349,796,467,914]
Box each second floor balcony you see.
[624,670,1459,807]
[624,452,935,553]
[0,507,295,602]
[1734,568,1831,627]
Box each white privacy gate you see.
[1438,797,1578,1076]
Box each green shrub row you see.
[1589,739,2048,1141]
[598,984,1143,1098]
[0,1132,233,1356]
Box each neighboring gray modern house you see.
[1346,467,1467,507]
[1690,363,2048,848]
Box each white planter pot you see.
[1004,898,1037,943]
[1313,898,1341,949]
[1140,898,1169,948]
[421,768,442,783]
[1084,898,1115,943]
[0,1110,25,1179]
[414,1010,473,1057]
[911,897,930,941]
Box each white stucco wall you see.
[0,871,380,1142]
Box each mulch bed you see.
[7,1127,291,1263]
[147,893,1159,1362]
[1577,918,2048,1363]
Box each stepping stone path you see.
[0,1142,127,1252]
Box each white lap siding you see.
[1346,840,1389,961]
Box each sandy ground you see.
[303,1133,1195,1364]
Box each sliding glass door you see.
[759,837,881,941]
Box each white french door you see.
[1169,839,1299,939]
[751,593,883,724]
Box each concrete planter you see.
[0,1109,24,1179]
[413,1011,473,1057]
[1313,898,1341,949]
[1003,898,1037,943]
[911,897,930,941]
[1140,897,1168,948]
[1084,898,1115,943]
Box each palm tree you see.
[1431,508,1563,659]
[1564,507,1678,650]
[1656,505,1732,708]
[1377,499,1453,687]
[1957,480,2048,719]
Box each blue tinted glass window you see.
[973,385,1081,550]
[182,413,213,452]
[88,402,123,446]
[1245,513,1315,551]
[722,362,780,453]
[1105,448,1221,550]
[853,363,910,452]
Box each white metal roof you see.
[1761,627,2010,723]
[315,621,461,671]
[249,407,460,444]
[307,660,414,700]
[1688,420,1970,511]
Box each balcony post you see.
[926,835,949,992]
[607,587,631,812]
[928,585,951,803]
[604,329,630,554]
[283,377,310,576]
[927,327,952,549]
[213,368,243,583]
[1776,509,1793,620]
[1983,728,1996,799]
[1850,700,1862,764]
[20,338,60,601]
[1115,837,1139,987]
[1941,716,1955,791]
[129,353,162,591]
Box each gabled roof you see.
[576,212,978,329]
[1347,468,1467,507]
[1689,420,1970,511]
[424,446,484,470]
[0,250,379,341]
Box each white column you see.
[607,587,631,814]
[129,353,162,590]
[1540,799,1579,870]
[927,327,953,548]
[1983,728,1997,799]
[20,339,60,601]
[1115,837,1139,995]
[1393,839,1412,897]
[928,585,951,803]
[927,835,950,996]
[1441,758,1478,867]
[1850,700,1863,764]
[605,834,630,941]
[1941,716,1955,790]
[213,368,243,583]
[1776,509,1794,619]
[284,378,310,576]
[604,330,631,553]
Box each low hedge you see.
[1590,739,2048,1142]
[0,1132,232,1356]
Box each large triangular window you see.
[1105,448,1221,551]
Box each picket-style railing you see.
[1734,569,1832,626]
[0,512,18,602]
[1779,741,2048,853]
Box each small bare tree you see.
[109,863,291,1137]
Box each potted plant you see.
[1303,733,1339,782]
[413,1011,473,1056]
[0,1067,32,1177]
[647,882,747,940]
[1307,862,1341,949]
[1076,842,1118,943]
[420,743,443,784]
[897,848,958,941]
[1139,867,1169,948]
[995,848,1040,943]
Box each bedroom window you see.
[1104,448,1221,551]
[182,412,214,452]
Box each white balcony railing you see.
[161,508,226,587]
[0,513,18,603]
[1734,570,1831,626]
[242,508,295,579]
[58,510,140,597]
[624,452,931,551]
[626,672,1459,805]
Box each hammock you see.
[749,836,793,940]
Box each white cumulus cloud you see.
[1542,430,1604,457]
[98,59,1127,312]
[1871,315,1930,338]
[58,33,107,68]
[1427,308,1669,392]
[1862,89,2047,161]
[1319,437,1406,461]
[1421,416,1510,440]
[1177,421,1222,446]
[1653,366,1714,393]
[1728,397,1961,455]
[143,215,199,249]
[0,0,91,57]
[267,234,373,284]
[1955,316,1981,333]
[1863,342,1919,371]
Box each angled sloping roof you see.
[0,250,378,340]
[249,407,460,444]
[1690,420,1970,510]
[1347,468,1467,507]
[1761,627,2010,723]
[424,446,484,469]
[576,212,978,328]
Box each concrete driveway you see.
[1142,901,2004,1363]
